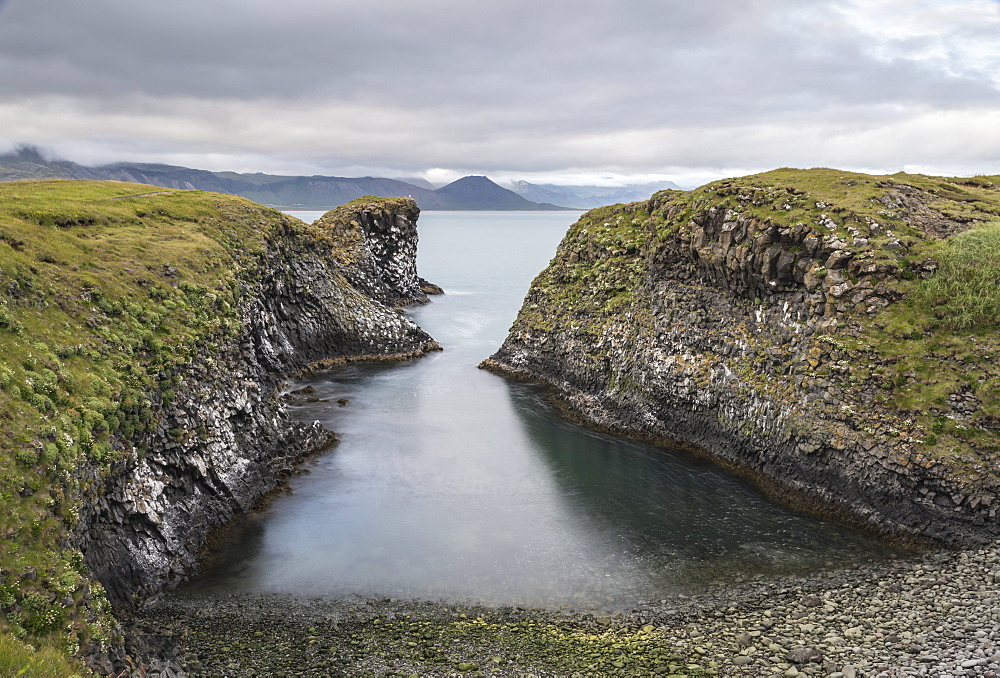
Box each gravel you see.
[631,542,1000,677]
[126,541,1000,677]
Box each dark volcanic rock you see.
[483,169,1000,547]
[75,198,439,608]
[315,196,431,306]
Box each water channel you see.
[185,210,904,611]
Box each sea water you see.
[185,210,904,611]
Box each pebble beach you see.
[636,542,1000,678]
[130,540,1000,677]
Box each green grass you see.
[911,220,1000,330]
[0,633,83,677]
[854,219,1000,459]
[0,179,367,671]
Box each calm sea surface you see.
[185,210,904,610]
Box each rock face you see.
[484,169,1000,546]
[76,197,439,606]
[314,197,431,306]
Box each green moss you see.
[526,206,653,327]
[510,168,1000,485]
[176,610,710,677]
[841,220,1000,463]
[0,179,380,669]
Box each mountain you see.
[507,179,684,209]
[0,145,107,181]
[433,175,565,210]
[98,163,447,209]
[0,146,570,211]
[390,176,437,190]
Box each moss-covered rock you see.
[134,595,712,677]
[484,168,1000,548]
[0,181,438,674]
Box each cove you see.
[183,210,905,612]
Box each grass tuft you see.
[0,633,83,677]
[912,220,1000,330]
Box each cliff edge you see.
[484,168,1000,548]
[0,182,438,673]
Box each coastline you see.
[483,171,1000,549]
[126,539,999,677]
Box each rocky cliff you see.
[77,196,439,610]
[484,168,1000,547]
[314,197,436,307]
[0,183,437,672]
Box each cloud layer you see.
[1,0,998,185]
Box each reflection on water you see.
[184,211,907,611]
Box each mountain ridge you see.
[0,146,570,211]
[506,179,683,208]
[432,175,565,210]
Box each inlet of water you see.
[185,210,905,611]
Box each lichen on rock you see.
[313,195,435,306]
[484,168,1000,547]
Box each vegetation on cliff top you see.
[707,170,1000,475]
[515,168,1000,490]
[0,180,377,673]
[860,217,1000,470]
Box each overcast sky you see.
[1,0,999,187]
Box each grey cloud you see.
[4,1,991,108]
[0,0,998,180]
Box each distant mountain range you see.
[0,146,682,211]
[505,180,683,209]
[0,147,565,211]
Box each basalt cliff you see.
[484,168,1000,548]
[0,183,438,673]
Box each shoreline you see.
[479,358,941,553]
[127,539,998,677]
[635,540,999,677]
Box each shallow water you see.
[185,210,906,611]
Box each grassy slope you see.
[515,168,1000,493]
[707,169,1000,478]
[0,180,360,674]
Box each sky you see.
[1,0,999,188]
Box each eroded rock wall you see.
[315,197,431,306]
[485,170,1000,546]
[76,198,438,606]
